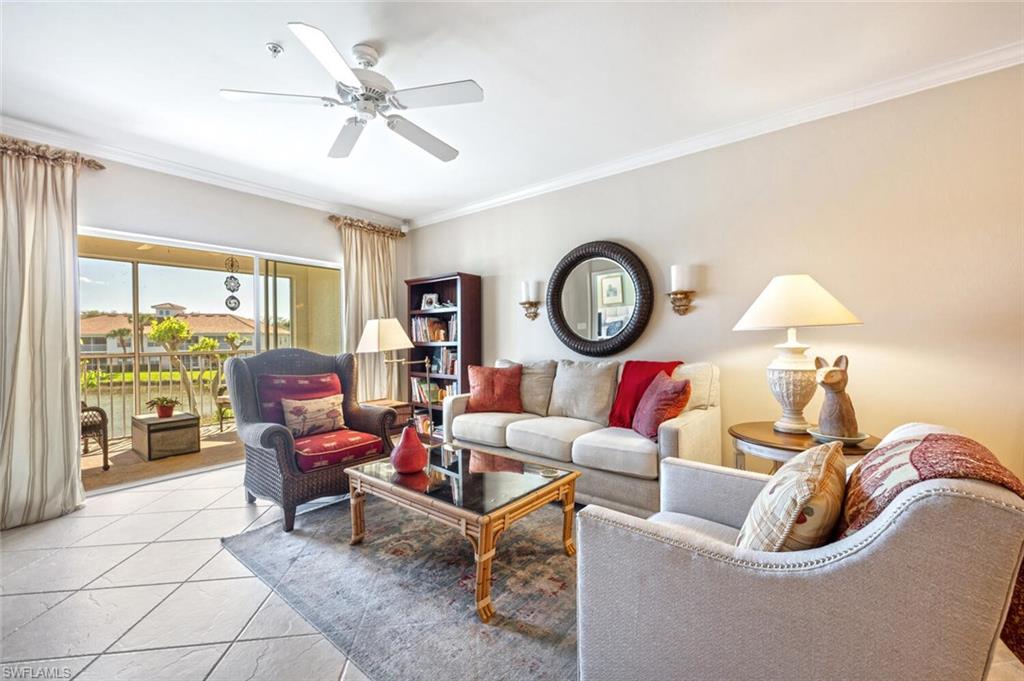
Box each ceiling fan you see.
[220,22,484,162]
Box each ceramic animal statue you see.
[815,355,859,438]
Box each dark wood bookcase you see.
[405,272,481,432]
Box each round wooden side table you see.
[729,421,880,472]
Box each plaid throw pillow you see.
[281,394,345,437]
[736,441,846,552]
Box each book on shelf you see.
[428,347,458,375]
[410,377,448,404]
[411,315,458,343]
[412,409,432,436]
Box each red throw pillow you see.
[632,373,691,441]
[608,360,683,427]
[256,373,342,425]
[466,365,523,413]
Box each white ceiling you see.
[2,2,1021,225]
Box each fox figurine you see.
[815,355,859,438]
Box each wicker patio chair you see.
[225,348,397,532]
[80,402,109,471]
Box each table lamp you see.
[733,274,861,433]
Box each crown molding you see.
[0,117,405,227]
[412,41,1024,228]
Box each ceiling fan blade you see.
[328,118,366,158]
[220,89,340,107]
[390,80,484,110]
[287,22,362,89]
[385,115,458,162]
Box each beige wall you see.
[79,160,344,263]
[405,67,1024,475]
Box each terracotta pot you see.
[156,405,174,418]
[391,425,428,474]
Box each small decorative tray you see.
[807,429,870,446]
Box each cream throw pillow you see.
[547,360,620,425]
[495,359,557,416]
[736,441,846,551]
[281,394,345,438]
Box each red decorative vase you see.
[156,405,174,418]
[394,470,430,493]
[391,425,428,474]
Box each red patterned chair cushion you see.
[257,373,341,425]
[293,429,384,473]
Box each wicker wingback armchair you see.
[225,348,397,531]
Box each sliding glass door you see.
[79,235,341,439]
[260,259,341,354]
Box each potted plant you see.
[146,396,181,419]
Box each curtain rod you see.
[329,214,406,239]
[0,134,105,170]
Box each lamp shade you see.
[355,318,414,353]
[733,274,861,331]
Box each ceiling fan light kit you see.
[220,21,484,162]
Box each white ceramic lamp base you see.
[766,328,818,433]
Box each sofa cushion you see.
[632,374,691,441]
[506,417,603,462]
[572,427,659,480]
[671,362,718,411]
[547,360,620,425]
[256,373,341,425]
[648,511,740,544]
[452,412,539,448]
[608,360,682,427]
[282,394,345,437]
[736,441,846,551]
[293,429,383,473]
[495,359,557,416]
[466,365,523,413]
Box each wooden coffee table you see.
[345,445,580,623]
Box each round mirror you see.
[547,241,653,356]
[560,258,637,341]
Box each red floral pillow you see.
[632,373,691,441]
[256,373,341,425]
[466,365,523,413]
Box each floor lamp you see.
[355,318,429,424]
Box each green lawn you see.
[82,369,219,386]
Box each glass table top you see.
[348,445,572,515]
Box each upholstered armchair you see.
[225,348,396,531]
[577,455,1024,681]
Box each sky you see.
[79,257,288,320]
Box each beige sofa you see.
[442,361,721,516]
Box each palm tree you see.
[107,327,132,354]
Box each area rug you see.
[222,496,578,681]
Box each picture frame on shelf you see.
[421,293,440,310]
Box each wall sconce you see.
[668,264,696,315]
[520,281,541,321]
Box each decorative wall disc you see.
[225,295,240,311]
[224,275,241,292]
[224,256,240,273]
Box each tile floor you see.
[2,462,1023,680]
[0,463,368,681]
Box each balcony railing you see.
[79,349,255,439]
